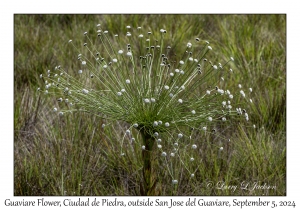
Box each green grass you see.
[14,14,286,196]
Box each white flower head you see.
[112,58,117,63]
[153,121,158,126]
[126,52,132,57]
[191,110,196,115]
[208,117,213,121]
[190,157,194,162]
[249,88,253,92]
[138,34,143,38]
[208,46,212,50]
[179,60,184,65]
[53,107,57,112]
[206,90,211,95]
[178,99,183,103]
[144,98,150,103]
[187,42,192,48]
[158,121,162,125]
[240,90,246,97]
[172,180,178,185]
[170,153,175,157]
[161,152,167,157]
[218,89,224,94]
[142,145,146,150]
[238,84,242,88]
[192,144,197,149]
[126,129,131,134]
[157,144,162,149]
[164,85,169,90]
[154,132,159,137]
[219,147,224,151]
[126,79,130,84]
[203,126,207,131]
[82,89,89,94]
[118,50,123,54]
[178,133,183,138]
[165,122,170,127]
[117,92,122,96]
[78,70,83,74]
[133,123,138,128]
[82,61,86,65]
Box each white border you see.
[2,1,298,209]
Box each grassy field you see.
[14,14,286,196]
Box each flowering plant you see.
[39,24,252,195]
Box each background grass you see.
[14,14,286,196]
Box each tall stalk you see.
[140,127,157,195]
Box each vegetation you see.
[14,14,286,196]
